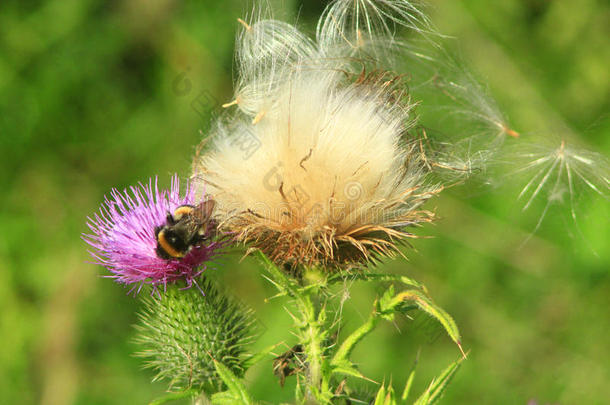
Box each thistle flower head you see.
[135,280,257,393]
[194,1,441,270]
[84,175,224,292]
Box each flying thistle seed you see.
[510,139,610,242]
[83,175,225,293]
[134,280,257,393]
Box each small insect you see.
[273,344,304,387]
[154,199,216,260]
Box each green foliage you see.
[413,356,464,405]
[258,250,464,404]
[401,355,418,401]
[374,382,396,405]
[376,286,463,354]
[331,278,464,382]
[210,360,254,404]
[134,279,257,394]
[368,355,463,405]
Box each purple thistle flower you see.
[84,175,223,294]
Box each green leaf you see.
[401,353,419,402]
[295,375,305,404]
[332,284,463,382]
[374,384,387,405]
[256,250,302,299]
[413,386,430,405]
[327,272,427,292]
[378,285,397,321]
[380,289,462,352]
[213,360,253,404]
[148,390,197,405]
[384,384,397,405]
[373,383,397,405]
[331,359,369,381]
[211,391,239,405]
[426,356,464,404]
[413,356,464,405]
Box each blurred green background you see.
[1,0,608,404]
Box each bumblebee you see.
[154,199,216,260]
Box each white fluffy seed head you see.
[194,1,442,269]
[197,67,437,267]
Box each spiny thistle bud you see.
[134,279,257,393]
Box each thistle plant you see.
[83,0,608,404]
[189,0,468,402]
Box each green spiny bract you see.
[134,279,257,394]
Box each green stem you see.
[331,311,379,367]
[297,287,332,403]
[257,253,333,402]
[148,389,198,405]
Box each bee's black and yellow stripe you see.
[156,228,186,258]
[172,205,195,221]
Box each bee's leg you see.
[165,213,177,225]
[154,226,163,237]
[196,226,208,240]
[189,234,205,246]
[190,230,211,247]
[196,222,217,240]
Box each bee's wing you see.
[194,199,216,222]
